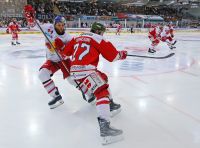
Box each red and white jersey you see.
[41,23,73,62]
[168,24,174,35]
[148,25,161,38]
[24,11,35,27]
[7,22,20,33]
[116,24,122,31]
[160,25,173,37]
[62,32,121,79]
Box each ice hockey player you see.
[54,22,127,145]
[23,5,36,28]
[116,23,122,35]
[6,18,21,45]
[167,22,176,40]
[148,24,162,53]
[160,22,176,50]
[37,15,75,109]
[24,4,97,109]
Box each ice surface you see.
[0,32,200,148]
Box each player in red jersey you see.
[54,22,127,145]
[6,18,21,45]
[116,23,122,35]
[23,5,36,27]
[148,24,162,53]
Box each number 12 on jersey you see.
[72,43,90,61]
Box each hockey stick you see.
[36,21,88,100]
[37,23,88,100]
[127,52,175,59]
[24,5,87,101]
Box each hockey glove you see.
[54,38,68,60]
[54,38,65,51]
[119,50,127,60]
[45,42,52,49]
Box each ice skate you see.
[148,48,156,54]
[11,42,16,46]
[110,99,121,117]
[16,41,20,45]
[98,117,123,145]
[48,95,64,109]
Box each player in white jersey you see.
[37,16,94,109]
[38,16,73,109]
[24,5,96,109]
[160,23,176,50]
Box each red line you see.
[132,75,148,84]
[150,95,200,124]
[0,51,197,78]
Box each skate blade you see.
[49,100,64,109]
[89,99,96,106]
[101,134,124,145]
[110,108,121,118]
[148,51,156,54]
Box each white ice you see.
[0,32,200,148]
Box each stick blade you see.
[154,52,175,59]
[127,52,175,59]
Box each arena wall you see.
[0,27,200,35]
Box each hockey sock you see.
[96,97,110,120]
[42,79,58,98]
